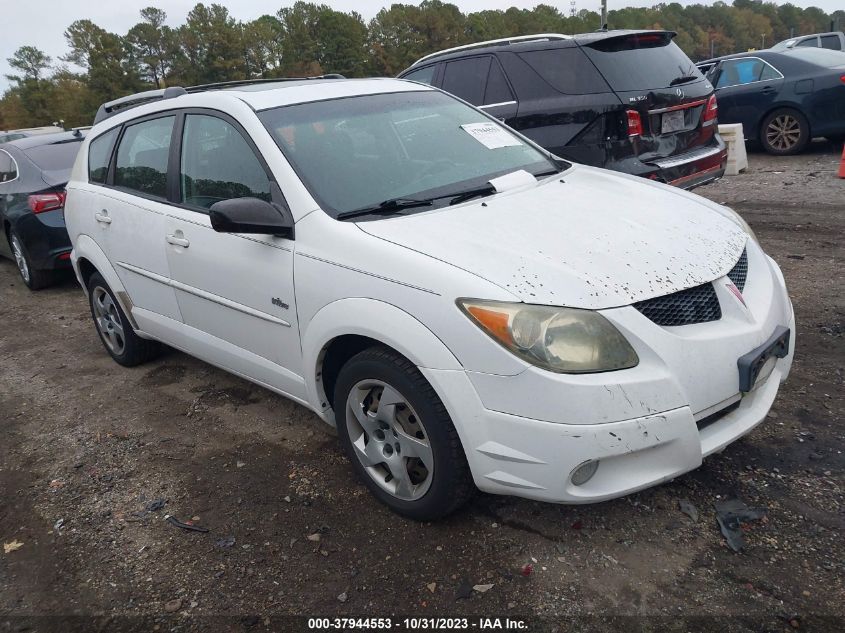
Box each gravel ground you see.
[1,141,843,633]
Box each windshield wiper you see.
[669,75,699,86]
[337,197,433,221]
[448,184,496,205]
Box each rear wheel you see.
[333,346,474,520]
[9,230,52,290]
[87,272,160,366]
[760,108,810,155]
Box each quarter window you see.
[442,56,491,105]
[114,116,175,199]
[403,65,437,85]
[796,37,818,48]
[0,150,17,183]
[180,114,271,210]
[88,128,119,184]
[484,60,514,104]
[518,48,609,94]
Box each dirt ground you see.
[1,141,843,633]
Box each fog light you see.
[570,460,599,486]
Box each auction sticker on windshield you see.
[460,122,523,149]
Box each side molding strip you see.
[115,261,291,328]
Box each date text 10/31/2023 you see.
[307,617,529,630]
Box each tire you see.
[333,346,474,520]
[9,230,53,290]
[760,108,810,155]
[87,272,160,366]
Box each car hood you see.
[356,165,748,309]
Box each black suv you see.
[399,31,727,189]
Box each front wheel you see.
[87,272,160,366]
[334,346,474,520]
[760,108,810,155]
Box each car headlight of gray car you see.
[458,299,639,373]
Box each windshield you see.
[258,90,559,218]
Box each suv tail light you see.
[626,110,643,137]
[28,191,66,214]
[702,94,718,123]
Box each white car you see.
[64,77,794,520]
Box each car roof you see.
[405,29,675,70]
[94,77,432,127]
[4,130,86,150]
[696,50,783,65]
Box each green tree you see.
[126,7,178,87]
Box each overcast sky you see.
[2,0,841,91]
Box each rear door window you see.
[442,56,491,105]
[820,35,841,50]
[716,58,780,88]
[179,114,271,211]
[88,128,119,184]
[0,150,17,183]
[517,48,609,94]
[114,116,175,199]
[581,34,703,91]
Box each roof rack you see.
[411,34,571,67]
[93,75,346,124]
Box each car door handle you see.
[761,86,775,94]
[166,234,190,248]
[94,210,112,224]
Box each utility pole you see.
[570,0,576,18]
[600,0,607,30]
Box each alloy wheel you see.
[345,379,434,501]
[92,286,126,356]
[10,235,30,284]
[766,114,801,151]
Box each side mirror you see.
[209,197,294,238]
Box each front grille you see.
[727,248,748,292]
[634,283,721,326]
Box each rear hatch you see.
[578,31,716,163]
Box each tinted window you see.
[518,48,609,94]
[0,150,16,183]
[403,65,437,85]
[114,116,174,199]
[180,114,271,210]
[581,35,704,91]
[484,60,514,103]
[442,57,491,105]
[88,128,119,184]
[796,37,818,48]
[821,35,841,50]
[259,91,557,217]
[0,133,25,144]
[716,58,778,88]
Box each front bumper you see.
[425,314,793,503]
[425,246,794,504]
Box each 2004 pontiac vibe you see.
[64,78,794,519]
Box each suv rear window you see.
[581,34,704,92]
[517,48,609,94]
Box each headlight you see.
[457,299,639,373]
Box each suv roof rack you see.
[411,34,571,67]
[93,75,346,125]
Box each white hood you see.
[357,165,748,309]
